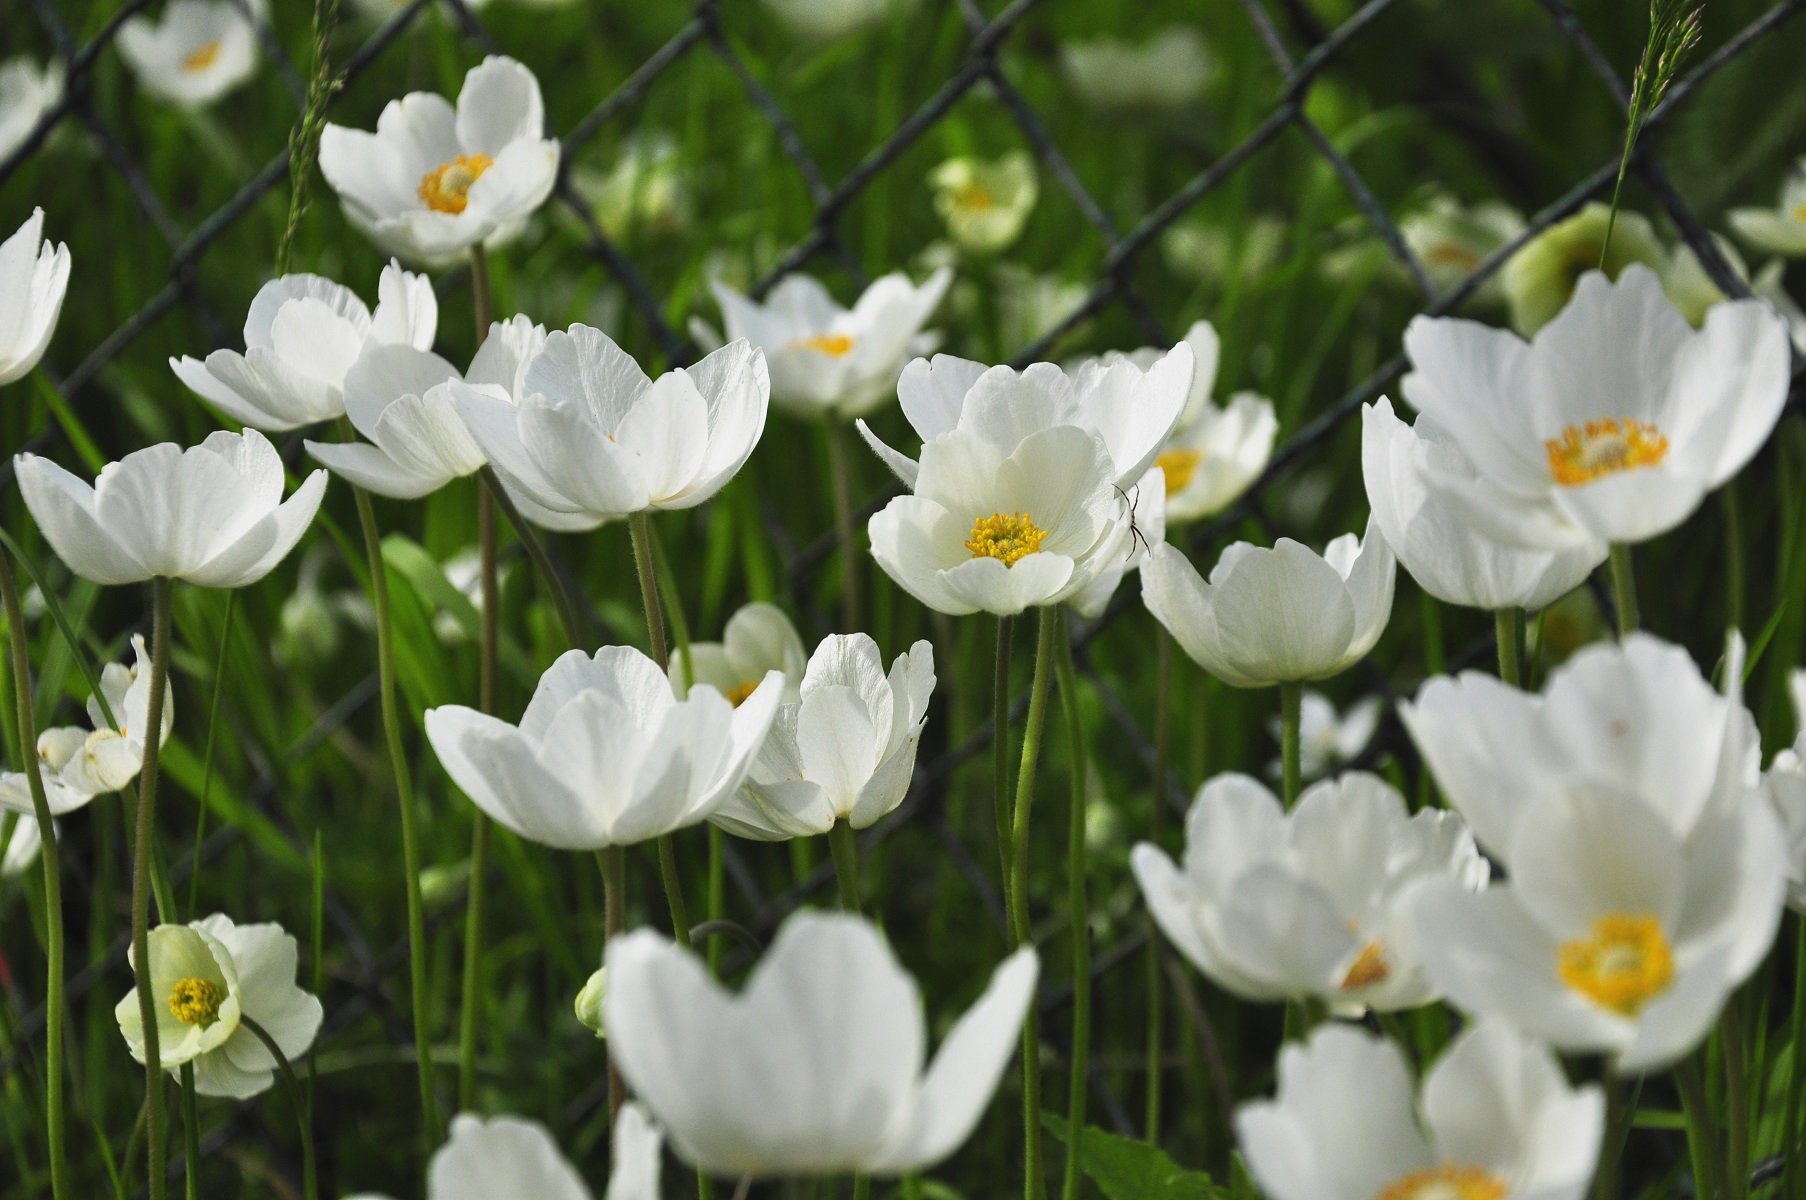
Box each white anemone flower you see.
[345,1106,664,1200]
[708,269,951,419]
[15,430,326,588]
[1362,398,1606,611]
[1730,159,1806,258]
[604,911,1037,1178]
[117,0,260,108]
[1141,517,1395,687]
[1059,28,1212,112]
[1402,265,1791,550]
[114,914,323,1099]
[1,815,41,877]
[1236,1020,1603,1200]
[0,57,64,163]
[669,601,808,705]
[454,326,770,530]
[0,209,71,386]
[711,634,934,841]
[172,260,436,432]
[319,56,560,266]
[1401,194,1526,301]
[1266,690,1381,781]
[1133,771,1486,1012]
[1757,671,1806,912]
[304,314,546,499]
[929,152,1037,255]
[424,645,783,851]
[1067,462,1164,620]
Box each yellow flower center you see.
[1373,1165,1508,1200]
[724,680,759,708]
[418,154,496,215]
[1793,201,1806,222]
[1544,419,1670,487]
[1426,243,1481,272]
[787,332,857,358]
[1156,448,1204,495]
[182,40,222,72]
[1339,939,1391,991]
[168,977,225,1027]
[953,182,997,212]
[965,512,1047,567]
[1557,912,1674,1016]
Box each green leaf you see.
[382,534,537,689]
[1042,1114,1227,1200]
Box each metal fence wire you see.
[4,0,1806,1188]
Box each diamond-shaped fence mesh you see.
[3,0,1805,1190]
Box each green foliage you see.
[1042,1114,1228,1200]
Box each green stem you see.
[180,1065,200,1200]
[1054,612,1090,1200]
[1722,996,1750,1200]
[1278,681,1302,809]
[993,615,1014,921]
[826,420,860,631]
[828,819,862,914]
[479,466,582,649]
[1676,1053,1724,1200]
[132,576,174,1200]
[1782,919,1806,1200]
[469,244,493,344]
[1011,607,1059,1200]
[656,835,692,948]
[1495,608,1522,687]
[851,1175,871,1200]
[349,477,438,1146]
[707,826,725,978]
[187,591,234,920]
[1723,483,1746,634]
[1144,628,1171,1144]
[238,1016,317,1200]
[459,483,500,1112]
[629,511,667,669]
[0,550,67,1200]
[599,846,626,1128]
[1609,543,1639,637]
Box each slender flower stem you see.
[348,476,438,1146]
[1783,919,1806,1199]
[1278,681,1302,809]
[469,244,493,342]
[480,466,582,649]
[656,834,692,949]
[132,576,174,1200]
[238,1016,318,1200]
[629,511,667,669]
[828,818,862,914]
[1722,996,1750,1200]
[1053,612,1090,1200]
[1011,606,1059,1200]
[459,480,500,1112]
[1675,1053,1723,1200]
[1594,1059,1623,1200]
[0,550,67,1200]
[707,826,725,978]
[1495,608,1522,687]
[1144,628,1171,1144]
[180,1065,200,1200]
[826,420,860,631]
[1609,543,1640,637]
[599,846,626,1127]
[993,615,1014,919]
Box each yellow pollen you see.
[418,154,495,215]
[1558,912,1674,1016]
[182,40,222,72]
[954,182,997,212]
[1155,448,1204,495]
[1339,939,1391,991]
[167,977,225,1027]
[1373,1164,1508,1200]
[1793,201,1806,222]
[787,332,857,358]
[965,512,1047,567]
[724,680,759,708]
[1544,418,1669,487]
[1426,243,1481,272]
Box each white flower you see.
[172,261,436,432]
[1,814,40,877]
[15,429,326,588]
[0,209,71,386]
[1236,1020,1602,1200]
[1141,518,1395,687]
[710,635,934,841]
[304,314,546,499]
[1758,671,1806,912]
[604,910,1037,1177]
[758,0,909,41]
[1266,690,1381,781]
[1754,261,1806,354]
[117,0,260,108]
[1059,27,1212,112]
[1402,194,1525,300]
[572,132,689,243]
[0,57,63,163]
[424,645,783,850]
[1133,771,1485,1012]
[709,269,950,419]
[1730,158,1806,257]
[114,914,323,1099]
[1067,462,1165,620]
[347,1110,620,1200]
[1401,265,1792,550]
[670,601,808,705]
[454,326,769,530]
[929,153,1037,255]
[319,56,560,266]
[1361,397,1606,611]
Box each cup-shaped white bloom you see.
[1362,398,1606,611]
[759,0,906,41]
[16,430,326,587]
[1501,204,1665,336]
[1236,1020,1602,1200]
[1401,194,1525,301]
[1068,462,1165,620]
[710,269,951,419]
[117,0,259,108]
[1403,265,1792,550]
[1141,517,1395,687]
[0,209,71,385]
[455,326,769,530]
[0,57,63,163]
[1266,690,1381,781]
[605,911,1037,1177]
[1730,160,1806,258]
[670,601,808,705]
[304,315,546,499]
[172,260,436,431]
[929,152,1037,255]
[1,815,40,877]
[712,635,934,841]
[319,56,560,265]
[1759,672,1806,912]
[1133,772,1485,1012]
[115,914,322,1098]
[1157,391,1276,524]
[345,1110,617,1200]
[1059,27,1212,112]
[425,645,782,850]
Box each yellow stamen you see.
[787,332,856,358]
[1373,1165,1508,1200]
[182,40,222,72]
[965,512,1047,567]
[1793,201,1806,223]
[1557,912,1674,1016]
[1155,448,1204,495]
[1339,939,1391,991]
[418,154,495,215]
[1544,418,1669,487]
[954,182,996,212]
[167,977,225,1027]
[1426,243,1481,272]
[724,680,759,708]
